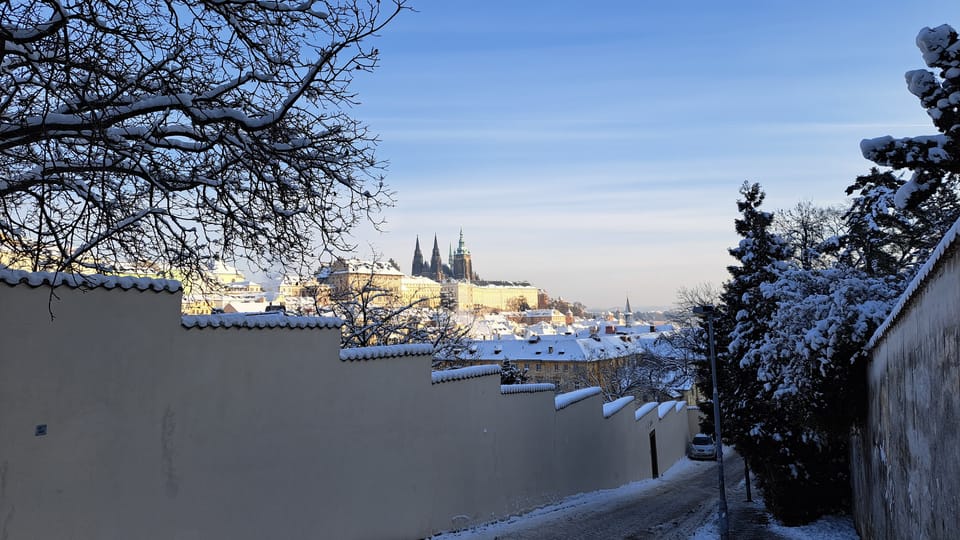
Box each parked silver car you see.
[688,434,717,460]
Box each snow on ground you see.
[691,511,859,540]
[432,461,860,540]
[690,482,860,540]
[430,458,705,539]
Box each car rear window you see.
[692,435,712,444]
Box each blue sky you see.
[345,0,960,310]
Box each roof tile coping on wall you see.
[555,386,602,411]
[342,343,435,362]
[500,383,556,395]
[0,267,181,292]
[182,312,342,330]
[635,401,659,421]
[867,215,960,350]
[431,364,501,384]
[603,396,635,419]
[657,401,678,419]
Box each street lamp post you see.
[694,305,730,540]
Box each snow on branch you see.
[0,0,406,282]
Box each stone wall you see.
[0,271,695,540]
[850,230,960,539]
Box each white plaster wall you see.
[0,280,694,540]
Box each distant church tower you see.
[411,236,425,276]
[429,235,444,281]
[452,228,473,282]
[624,296,633,327]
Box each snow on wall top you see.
[341,343,435,362]
[0,267,181,293]
[500,383,556,395]
[182,312,342,330]
[635,401,659,421]
[602,396,635,419]
[658,401,678,419]
[458,332,684,364]
[431,364,501,384]
[555,386,601,411]
[867,216,960,350]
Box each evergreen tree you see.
[714,182,791,463]
[838,167,960,279]
[741,264,900,522]
[859,24,960,222]
[500,360,528,385]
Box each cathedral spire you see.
[411,235,424,276]
[456,227,470,254]
[624,295,633,327]
[430,235,443,280]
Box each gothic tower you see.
[452,228,473,282]
[411,236,425,276]
[430,235,444,281]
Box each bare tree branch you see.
[0,0,405,283]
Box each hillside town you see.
[4,1,960,539]
[173,231,699,403]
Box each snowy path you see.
[431,451,860,540]
[432,452,745,539]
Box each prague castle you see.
[409,230,537,312]
[411,229,475,282]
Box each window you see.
[563,365,569,372]
[536,364,542,372]
[554,364,559,372]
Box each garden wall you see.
[0,270,695,539]
[850,223,960,539]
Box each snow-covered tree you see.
[860,24,960,212]
[712,182,792,457]
[773,201,845,270]
[499,360,528,385]
[0,0,404,282]
[738,263,902,522]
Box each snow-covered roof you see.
[223,301,270,313]
[500,383,556,394]
[459,332,681,363]
[431,364,501,384]
[524,322,557,336]
[523,309,562,318]
[867,216,960,350]
[0,268,181,293]
[401,275,440,285]
[182,312,341,329]
[329,258,404,276]
[340,343,435,362]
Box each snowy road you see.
[435,452,746,540]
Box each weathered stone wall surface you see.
[851,242,960,540]
[0,274,694,540]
